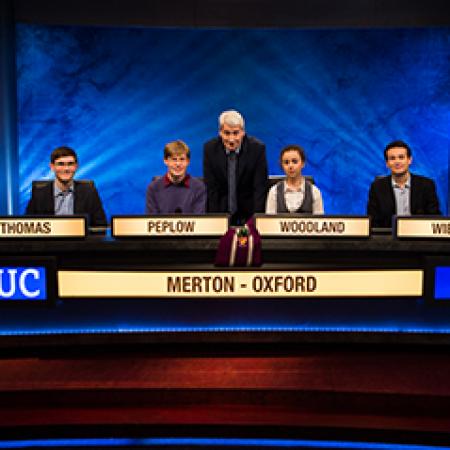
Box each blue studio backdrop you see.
[16,25,450,218]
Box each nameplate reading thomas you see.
[58,269,422,298]
[0,217,86,238]
[396,217,450,239]
[255,215,370,237]
[112,215,229,237]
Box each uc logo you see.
[0,267,46,300]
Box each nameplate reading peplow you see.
[255,215,370,237]
[112,215,229,237]
[396,217,450,238]
[0,217,86,238]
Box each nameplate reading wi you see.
[396,217,450,238]
[58,269,423,298]
[255,215,370,237]
[0,217,86,238]
[112,215,229,237]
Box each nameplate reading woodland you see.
[0,217,86,238]
[396,217,450,238]
[58,269,423,298]
[112,215,229,237]
[255,215,370,237]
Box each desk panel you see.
[1,235,450,345]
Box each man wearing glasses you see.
[25,146,107,227]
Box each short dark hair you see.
[280,144,306,165]
[50,146,78,163]
[384,140,411,161]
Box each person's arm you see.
[367,181,381,227]
[25,195,37,215]
[203,143,221,212]
[89,185,107,226]
[191,182,207,214]
[265,184,277,214]
[146,183,160,214]
[253,144,269,213]
[312,185,324,214]
[424,179,441,215]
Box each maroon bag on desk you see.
[215,218,262,267]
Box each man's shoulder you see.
[74,180,96,192]
[203,136,221,150]
[243,135,265,153]
[371,175,390,188]
[147,176,165,192]
[189,176,206,190]
[245,135,265,146]
[411,173,435,186]
[32,180,53,195]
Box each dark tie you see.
[228,152,237,215]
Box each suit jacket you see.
[367,173,441,228]
[25,180,107,227]
[203,135,268,224]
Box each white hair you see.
[218,110,245,130]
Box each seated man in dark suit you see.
[203,110,268,225]
[25,146,107,227]
[367,140,441,228]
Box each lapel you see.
[236,135,249,182]
[217,140,228,180]
[46,181,56,214]
[73,181,82,214]
[409,173,417,213]
[385,176,396,215]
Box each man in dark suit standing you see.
[367,140,441,228]
[26,146,107,227]
[203,110,268,225]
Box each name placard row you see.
[0,216,449,239]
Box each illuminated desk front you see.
[0,234,450,344]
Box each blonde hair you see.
[164,140,190,159]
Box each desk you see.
[0,234,449,345]
[1,235,450,442]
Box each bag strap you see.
[229,232,238,266]
[246,234,254,266]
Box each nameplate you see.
[58,269,422,298]
[255,215,370,237]
[0,217,86,238]
[112,215,229,237]
[396,217,450,238]
[394,217,450,239]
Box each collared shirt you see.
[224,147,241,156]
[54,182,74,215]
[146,174,206,214]
[392,175,411,216]
[265,178,324,214]
[163,173,191,188]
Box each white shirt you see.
[265,179,324,214]
[391,175,411,216]
[54,182,74,216]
